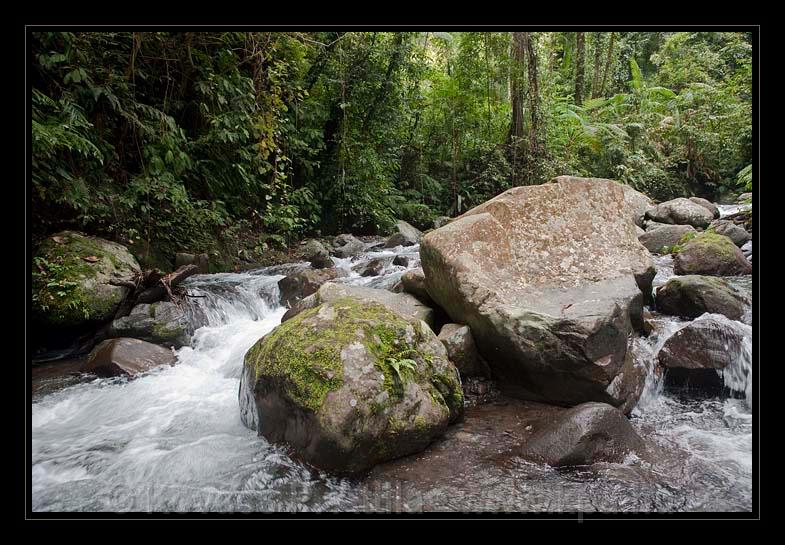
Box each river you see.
[31,227,753,512]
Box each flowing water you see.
[30,242,753,513]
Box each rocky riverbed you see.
[30,177,753,512]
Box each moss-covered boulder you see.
[239,296,464,475]
[32,231,141,329]
[655,275,747,321]
[673,231,752,276]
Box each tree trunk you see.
[591,33,604,98]
[522,32,544,158]
[600,32,616,97]
[508,32,526,144]
[575,32,585,104]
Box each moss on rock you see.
[241,295,464,474]
[32,231,140,327]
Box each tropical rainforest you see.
[31,31,753,270]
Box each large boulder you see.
[332,234,366,259]
[282,282,439,331]
[108,301,196,348]
[239,297,464,474]
[303,240,333,269]
[81,337,177,377]
[638,224,697,254]
[175,252,209,274]
[709,220,751,247]
[516,402,645,467]
[420,176,655,408]
[657,314,752,394]
[673,232,752,276]
[278,268,347,308]
[32,231,141,329]
[384,220,422,248]
[655,275,747,321]
[689,197,720,219]
[437,324,490,378]
[645,198,714,228]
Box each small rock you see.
[303,240,333,269]
[392,255,409,267]
[384,220,422,248]
[332,234,366,259]
[353,258,385,277]
[81,338,176,378]
[517,402,645,467]
[674,231,752,276]
[438,323,490,378]
[655,275,747,321]
[689,197,720,219]
[657,314,751,394]
[400,267,433,305]
[278,268,347,308]
[709,220,751,247]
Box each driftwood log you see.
[112,264,199,319]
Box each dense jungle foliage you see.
[31,31,753,269]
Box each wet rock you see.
[304,240,333,269]
[689,197,720,219]
[420,176,654,408]
[709,220,751,247]
[433,216,453,229]
[638,224,697,254]
[32,231,141,329]
[438,323,490,378]
[655,275,747,321]
[81,337,177,378]
[278,268,347,308]
[673,231,752,276]
[741,240,752,257]
[353,258,385,277]
[332,234,366,259]
[108,301,196,348]
[384,220,422,248]
[645,198,714,229]
[516,402,645,467]
[282,282,439,331]
[401,267,433,305]
[239,296,463,475]
[392,255,409,267]
[175,252,209,274]
[657,314,752,394]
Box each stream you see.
[31,227,753,512]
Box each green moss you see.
[245,296,458,417]
[685,230,739,259]
[151,320,185,341]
